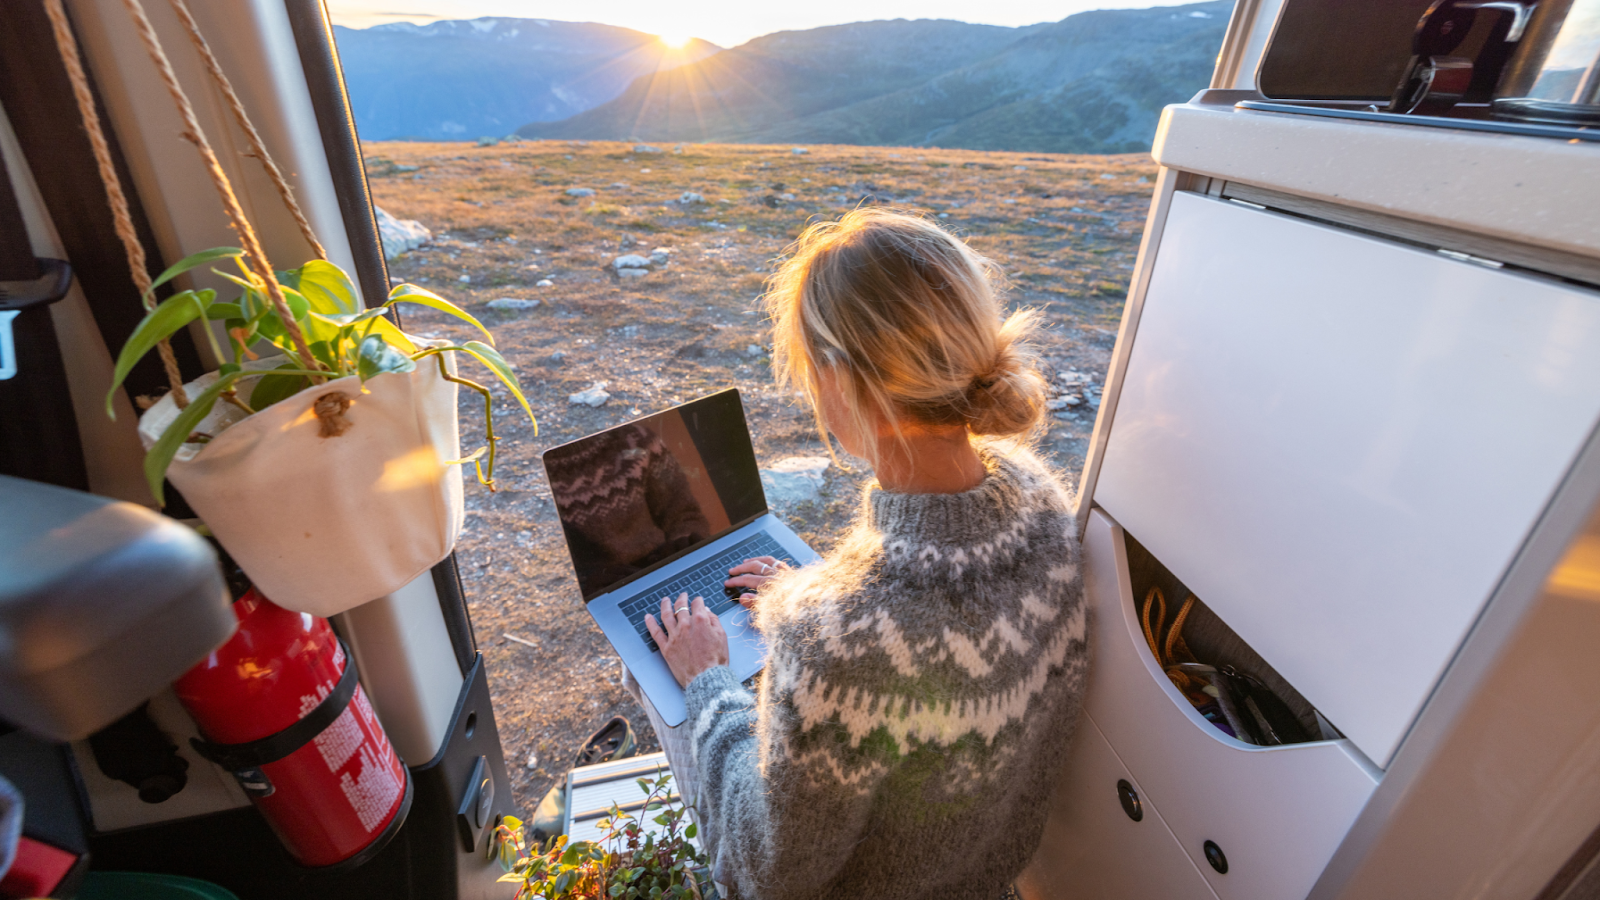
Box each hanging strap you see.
[42,0,189,405]
[44,0,325,386]
[164,0,325,262]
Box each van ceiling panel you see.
[1095,191,1600,766]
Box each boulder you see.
[613,254,652,270]
[618,268,648,279]
[536,279,554,287]
[759,457,830,507]
[791,147,809,155]
[486,298,540,311]
[566,187,596,197]
[633,144,662,153]
[476,136,499,147]
[374,207,431,260]
[649,247,671,267]
[678,191,706,204]
[569,383,610,407]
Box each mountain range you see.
[335,2,1230,153]
[332,19,718,140]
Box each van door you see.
[0,2,514,897]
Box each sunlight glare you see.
[659,33,692,48]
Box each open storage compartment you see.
[1123,531,1339,749]
[1061,509,1381,900]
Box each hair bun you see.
[965,332,1046,437]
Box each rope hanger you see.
[43,0,333,406]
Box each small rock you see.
[569,383,610,407]
[673,143,686,152]
[745,344,763,357]
[649,247,671,267]
[1003,199,1017,204]
[791,147,809,155]
[486,297,540,311]
[549,351,567,363]
[503,135,523,144]
[526,752,538,769]
[780,193,795,201]
[374,206,432,260]
[393,164,419,173]
[938,213,950,219]
[566,187,596,197]
[457,274,471,283]
[759,457,830,507]
[679,191,706,204]
[618,268,648,278]
[476,136,499,147]
[1047,395,1082,410]
[633,144,662,153]
[1014,165,1028,171]
[1100,173,1116,180]
[536,279,554,287]
[1136,177,1150,184]
[613,254,652,270]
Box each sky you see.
[327,0,1201,48]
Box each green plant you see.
[495,772,709,900]
[107,246,535,504]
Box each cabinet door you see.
[1019,715,1218,900]
[1097,192,1600,766]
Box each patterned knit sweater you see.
[684,441,1087,900]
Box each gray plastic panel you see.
[0,475,235,740]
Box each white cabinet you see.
[1096,192,1600,766]
[1021,712,1218,900]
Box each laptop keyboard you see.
[619,532,797,652]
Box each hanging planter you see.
[48,0,535,616]
[117,254,528,615]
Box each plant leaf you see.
[250,364,310,411]
[387,283,495,345]
[206,301,243,321]
[145,247,243,303]
[458,340,536,425]
[143,371,240,505]
[106,289,211,419]
[287,259,360,315]
[358,334,418,381]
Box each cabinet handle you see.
[1116,779,1143,822]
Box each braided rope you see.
[165,0,326,261]
[113,0,323,380]
[43,0,190,407]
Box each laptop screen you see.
[543,390,768,601]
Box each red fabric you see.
[0,835,77,898]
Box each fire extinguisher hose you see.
[188,639,365,772]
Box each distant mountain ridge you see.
[332,18,719,141]
[517,2,1230,153]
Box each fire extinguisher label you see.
[342,743,404,832]
[232,767,275,797]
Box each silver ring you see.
[760,563,773,575]
[674,604,690,615]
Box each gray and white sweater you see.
[684,441,1088,900]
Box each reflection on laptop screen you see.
[544,390,767,600]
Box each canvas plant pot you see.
[138,351,464,617]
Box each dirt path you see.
[366,139,1152,813]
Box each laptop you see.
[542,389,820,727]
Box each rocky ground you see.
[364,138,1152,814]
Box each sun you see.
[659,33,692,49]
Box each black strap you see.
[190,640,361,771]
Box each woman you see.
[635,208,1087,900]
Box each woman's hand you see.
[725,556,790,610]
[644,592,729,688]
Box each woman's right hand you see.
[725,556,789,610]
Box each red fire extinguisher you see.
[174,589,411,869]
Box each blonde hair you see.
[765,208,1046,460]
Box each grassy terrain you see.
[364,138,1153,813]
